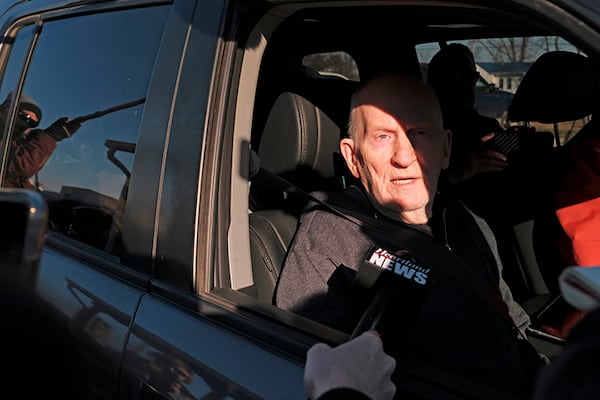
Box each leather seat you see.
[249,209,298,302]
[507,51,597,128]
[508,51,600,296]
[248,75,357,303]
[259,90,343,186]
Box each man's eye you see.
[408,129,429,136]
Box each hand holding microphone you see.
[304,330,396,400]
[304,247,431,399]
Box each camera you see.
[489,125,535,155]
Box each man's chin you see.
[378,200,428,223]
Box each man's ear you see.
[441,129,452,170]
[340,138,360,178]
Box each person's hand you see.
[304,331,396,400]
[449,132,508,183]
[44,117,81,141]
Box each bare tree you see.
[472,36,575,62]
[473,37,533,62]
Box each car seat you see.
[507,51,597,145]
[248,68,358,302]
[506,51,599,296]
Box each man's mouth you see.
[391,178,416,185]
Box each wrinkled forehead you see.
[357,102,440,130]
[353,76,444,131]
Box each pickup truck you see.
[1,0,599,399]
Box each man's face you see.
[448,55,479,109]
[0,104,39,135]
[17,109,39,134]
[341,77,451,224]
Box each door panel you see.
[121,295,306,400]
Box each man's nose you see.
[391,132,417,167]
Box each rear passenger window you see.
[303,51,360,81]
[0,6,169,255]
[416,36,586,131]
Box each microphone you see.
[350,246,433,339]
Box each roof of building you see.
[478,62,533,74]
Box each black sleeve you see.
[316,388,371,400]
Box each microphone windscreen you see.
[351,246,433,335]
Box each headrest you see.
[257,91,341,190]
[507,51,600,123]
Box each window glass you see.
[302,51,360,81]
[2,6,169,255]
[0,25,34,129]
[416,36,587,135]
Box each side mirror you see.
[0,189,47,290]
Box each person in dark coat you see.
[427,43,508,187]
[0,92,80,189]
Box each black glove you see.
[44,117,81,141]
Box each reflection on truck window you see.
[1,6,169,256]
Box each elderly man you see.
[275,73,541,399]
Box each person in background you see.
[426,43,508,188]
[426,43,552,298]
[0,92,80,189]
[426,43,526,230]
